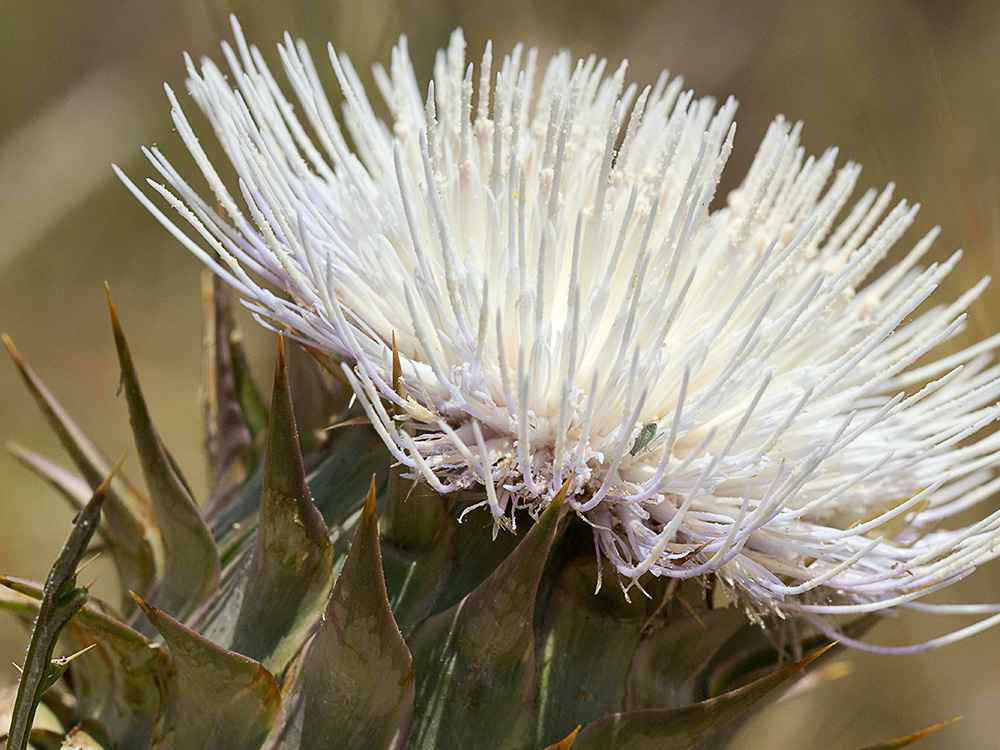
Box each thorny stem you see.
[4,460,119,750]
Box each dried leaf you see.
[542,726,580,750]
[202,272,255,515]
[58,720,113,749]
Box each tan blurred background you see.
[2,0,1000,747]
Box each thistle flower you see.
[118,18,1000,653]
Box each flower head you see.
[119,18,1000,651]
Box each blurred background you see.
[2,0,1000,746]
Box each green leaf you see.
[37,647,94,694]
[570,643,834,750]
[307,423,391,528]
[427,503,521,616]
[627,604,748,710]
[134,595,281,750]
[202,272,256,516]
[276,478,414,750]
[225,337,334,674]
[533,558,649,747]
[856,716,961,749]
[206,467,264,553]
[5,470,111,750]
[209,421,387,549]
[379,471,454,636]
[106,286,220,619]
[407,481,570,750]
[701,613,876,702]
[3,334,157,608]
[202,423,389,644]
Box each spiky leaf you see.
[276,478,413,750]
[225,336,334,673]
[307,423,391,529]
[570,644,834,750]
[627,606,748,710]
[107,286,220,618]
[225,311,269,447]
[379,471,453,636]
[284,335,350,458]
[8,444,97,512]
[407,482,569,750]
[3,335,156,605]
[134,595,280,750]
[426,505,521,616]
[533,558,649,746]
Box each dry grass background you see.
[2,1,1000,747]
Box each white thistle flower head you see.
[118,17,1000,653]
